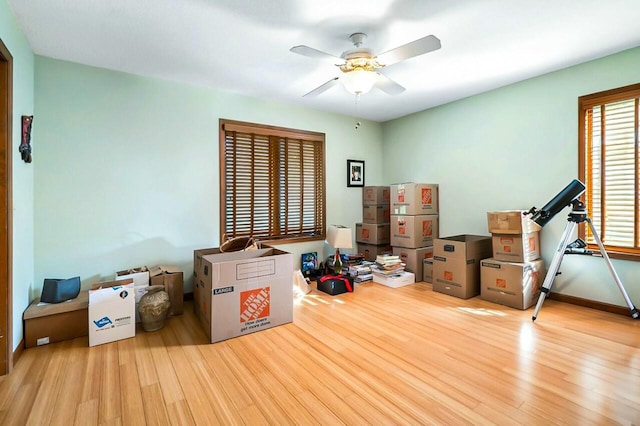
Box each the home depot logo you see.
[240,287,270,323]
[422,188,432,205]
[528,236,536,252]
[362,228,370,239]
[364,188,373,200]
[422,220,432,237]
[398,187,405,203]
[496,278,507,289]
[444,270,453,281]
[382,189,390,200]
[398,220,406,235]
[531,271,541,292]
[501,236,513,253]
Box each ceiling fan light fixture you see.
[342,69,378,95]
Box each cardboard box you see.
[194,248,220,279]
[390,215,439,248]
[393,246,433,281]
[487,210,542,234]
[480,258,545,309]
[23,291,89,348]
[373,271,415,288]
[363,205,391,224]
[391,183,439,215]
[88,279,135,347]
[423,258,433,283]
[362,186,390,205]
[194,247,294,344]
[149,265,184,316]
[356,223,390,245]
[492,232,540,263]
[432,235,493,299]
[357,243,392,262]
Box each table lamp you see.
[326,225,353,275]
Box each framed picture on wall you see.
[347,159,365,187]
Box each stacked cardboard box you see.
[390,183,439,281]
[356,186,392,261]
[481,211,546,309]
[432,235,493,299]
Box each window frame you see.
[219,119,326,245]
[578,83,640,261]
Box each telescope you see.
[527,179,586,228]
[529,179,638,321]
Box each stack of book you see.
[348,261,374,283]
[372,254,405,277]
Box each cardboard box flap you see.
[24,290,89,320]
[202,248,279,266]
[149,265,182,277]
[91,278,133,290]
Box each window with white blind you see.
[578,83,640,259]
[219,119,326,244]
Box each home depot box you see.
[149,265,184,316]
[373,271,415,288]
[432,235,493,299]
[423,258,433,283]
[88,279,135,347]
[194,247,294,343]
[363,205,391,224]
[492,232,540,263]
[362,186,390,205]
[391,183,439,215]
[393,246,433,281]
[356,223,390,245]
[23,290,89,348]
[390,214,439,248]
[357,243,392,262]
[480,258,545,309]
[487,210,542,234]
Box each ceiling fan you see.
[290,32,441,97]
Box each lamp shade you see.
[326,225,353,249]
[342,69,378,95]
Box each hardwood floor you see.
[1,281,639,425]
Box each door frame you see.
[0,37,13,376]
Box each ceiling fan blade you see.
[376,35,441,66]
[303,77,340,97]
[290,45,343,63]
[375,73,405,95]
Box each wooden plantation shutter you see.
[220,119,326,243]
[579,83,640,258]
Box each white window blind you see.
[220,120,326,243]
[580,84,640,257]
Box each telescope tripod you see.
[531,201,639,321]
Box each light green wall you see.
[34,57,383,294]
[1,0,35,353]
[382,46,640,307]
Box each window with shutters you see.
[578,83,640,260]
[219,119,326,244]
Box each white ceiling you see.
[7,0,640,122]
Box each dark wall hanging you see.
[19,115,33,163]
